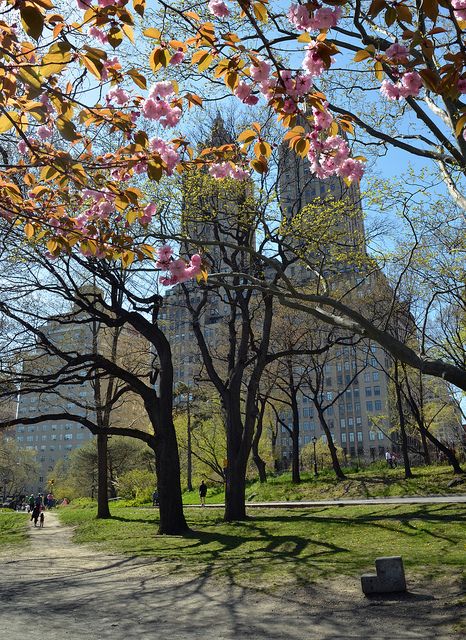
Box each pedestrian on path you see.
[31,504,40,527]
[199,480,207,506]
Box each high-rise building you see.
[164,117,394,467]
[10,295,150,493]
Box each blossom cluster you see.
[208,0,230,18]
[288,4,342,31]
[141,82,181,128]
[452,0,466,21]
[208,162,250,180]
[380,72,423,100]
[306,104,364,183]
[156,245,203,286]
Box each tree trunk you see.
[394,361,413,479]
[96,432,111,518]
[252,400,267,482]
[224,458,247,521]
[419,424,464,475]
[290,369,301,484]
[186,398,193,492]
[154,420,189,534]
[420,428,431,464]
[317,408,346,480]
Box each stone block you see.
[361,556,407,595]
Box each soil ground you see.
[0,512,464,640]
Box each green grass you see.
[0,510,29,548]
[58,503,466,589]
[179,464,466,505]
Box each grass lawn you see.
[58,502,466,589]
[180,464,466,505]
[0,510,29,548]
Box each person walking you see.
[199,480,207,507]
[31,504,40,527]
[28,495,35,512]
[385,450,393,469]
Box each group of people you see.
[28,494,49,528]
[152,481,208,508]
[385,451,398,469]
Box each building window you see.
[373,371,380,381]
[348,417,354,427]
[341,432,347,443]
[365,387,372,397]
[349,432,355,443]
[356,416,362,425]
[364,372,370,382]
[26,435,33,442]
[374,400,382,411]
[369,431,376,441]
[374,386,381,396]
[366,401,373,412]
[357,431,363,442]
[340,418,346,428]
[64,434,72,440]
[377,431,384,440]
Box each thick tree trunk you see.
[154,420,189,534]
[317,408,346,480]
[225,458,247,521]
[394,361,413,479]
[96,432,111,519]
[291,396,301,484]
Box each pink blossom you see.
[97,0,115,6]
[338,158,364,182]
[385,43,409,62]
[209,162,249,180]
[106,87,130,105]
[139,203,156,225]
[250,60,271,84]
[76,0,90,9]
[380,79,401,100]
[234,81,258,105]
[208,0,230,18]
[17,140,28,155]
[170,50,185,65]
[160,275,178,286]
[302,41,326,78]
[101,56,120,82]
[190,254,202,268]
[295,73,313,96]
[37,126,52,140]
[89,27,108,44]
[283,99,297,113]
[158,244,174,262]
[159,105,182,128]
[452,0,466,21]
[149,138,180,174]
[399,71,422,97]
[288,4,341,31]
[313,104,333,130]
[149,81,175,99]
[458,78,466,94]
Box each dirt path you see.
[0,512,463,640]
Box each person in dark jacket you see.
[199,480,207,507]
[31,504,41,527]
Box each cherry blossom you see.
[451,0,466,21]
[380,72,423,100]
[208,0,230,18]
[385,43,410,62]
[457,78,466,93]
[140,203,156,225]
[37,126,53,140]
[234,81,259,105]
[249,60,271,84]
[149,138,180,175]
[170,50,185,65]
[89,27,108,44]
[302,41,326,78]
[106,87,130,106]
[209,162,249,180]
[288,4,341,31]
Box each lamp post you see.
[312,436,318,477]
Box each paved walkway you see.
[0,512,464,639]
[186,495,466,509]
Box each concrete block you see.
[361,556,407,595]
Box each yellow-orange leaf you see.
[24,223,34,238]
